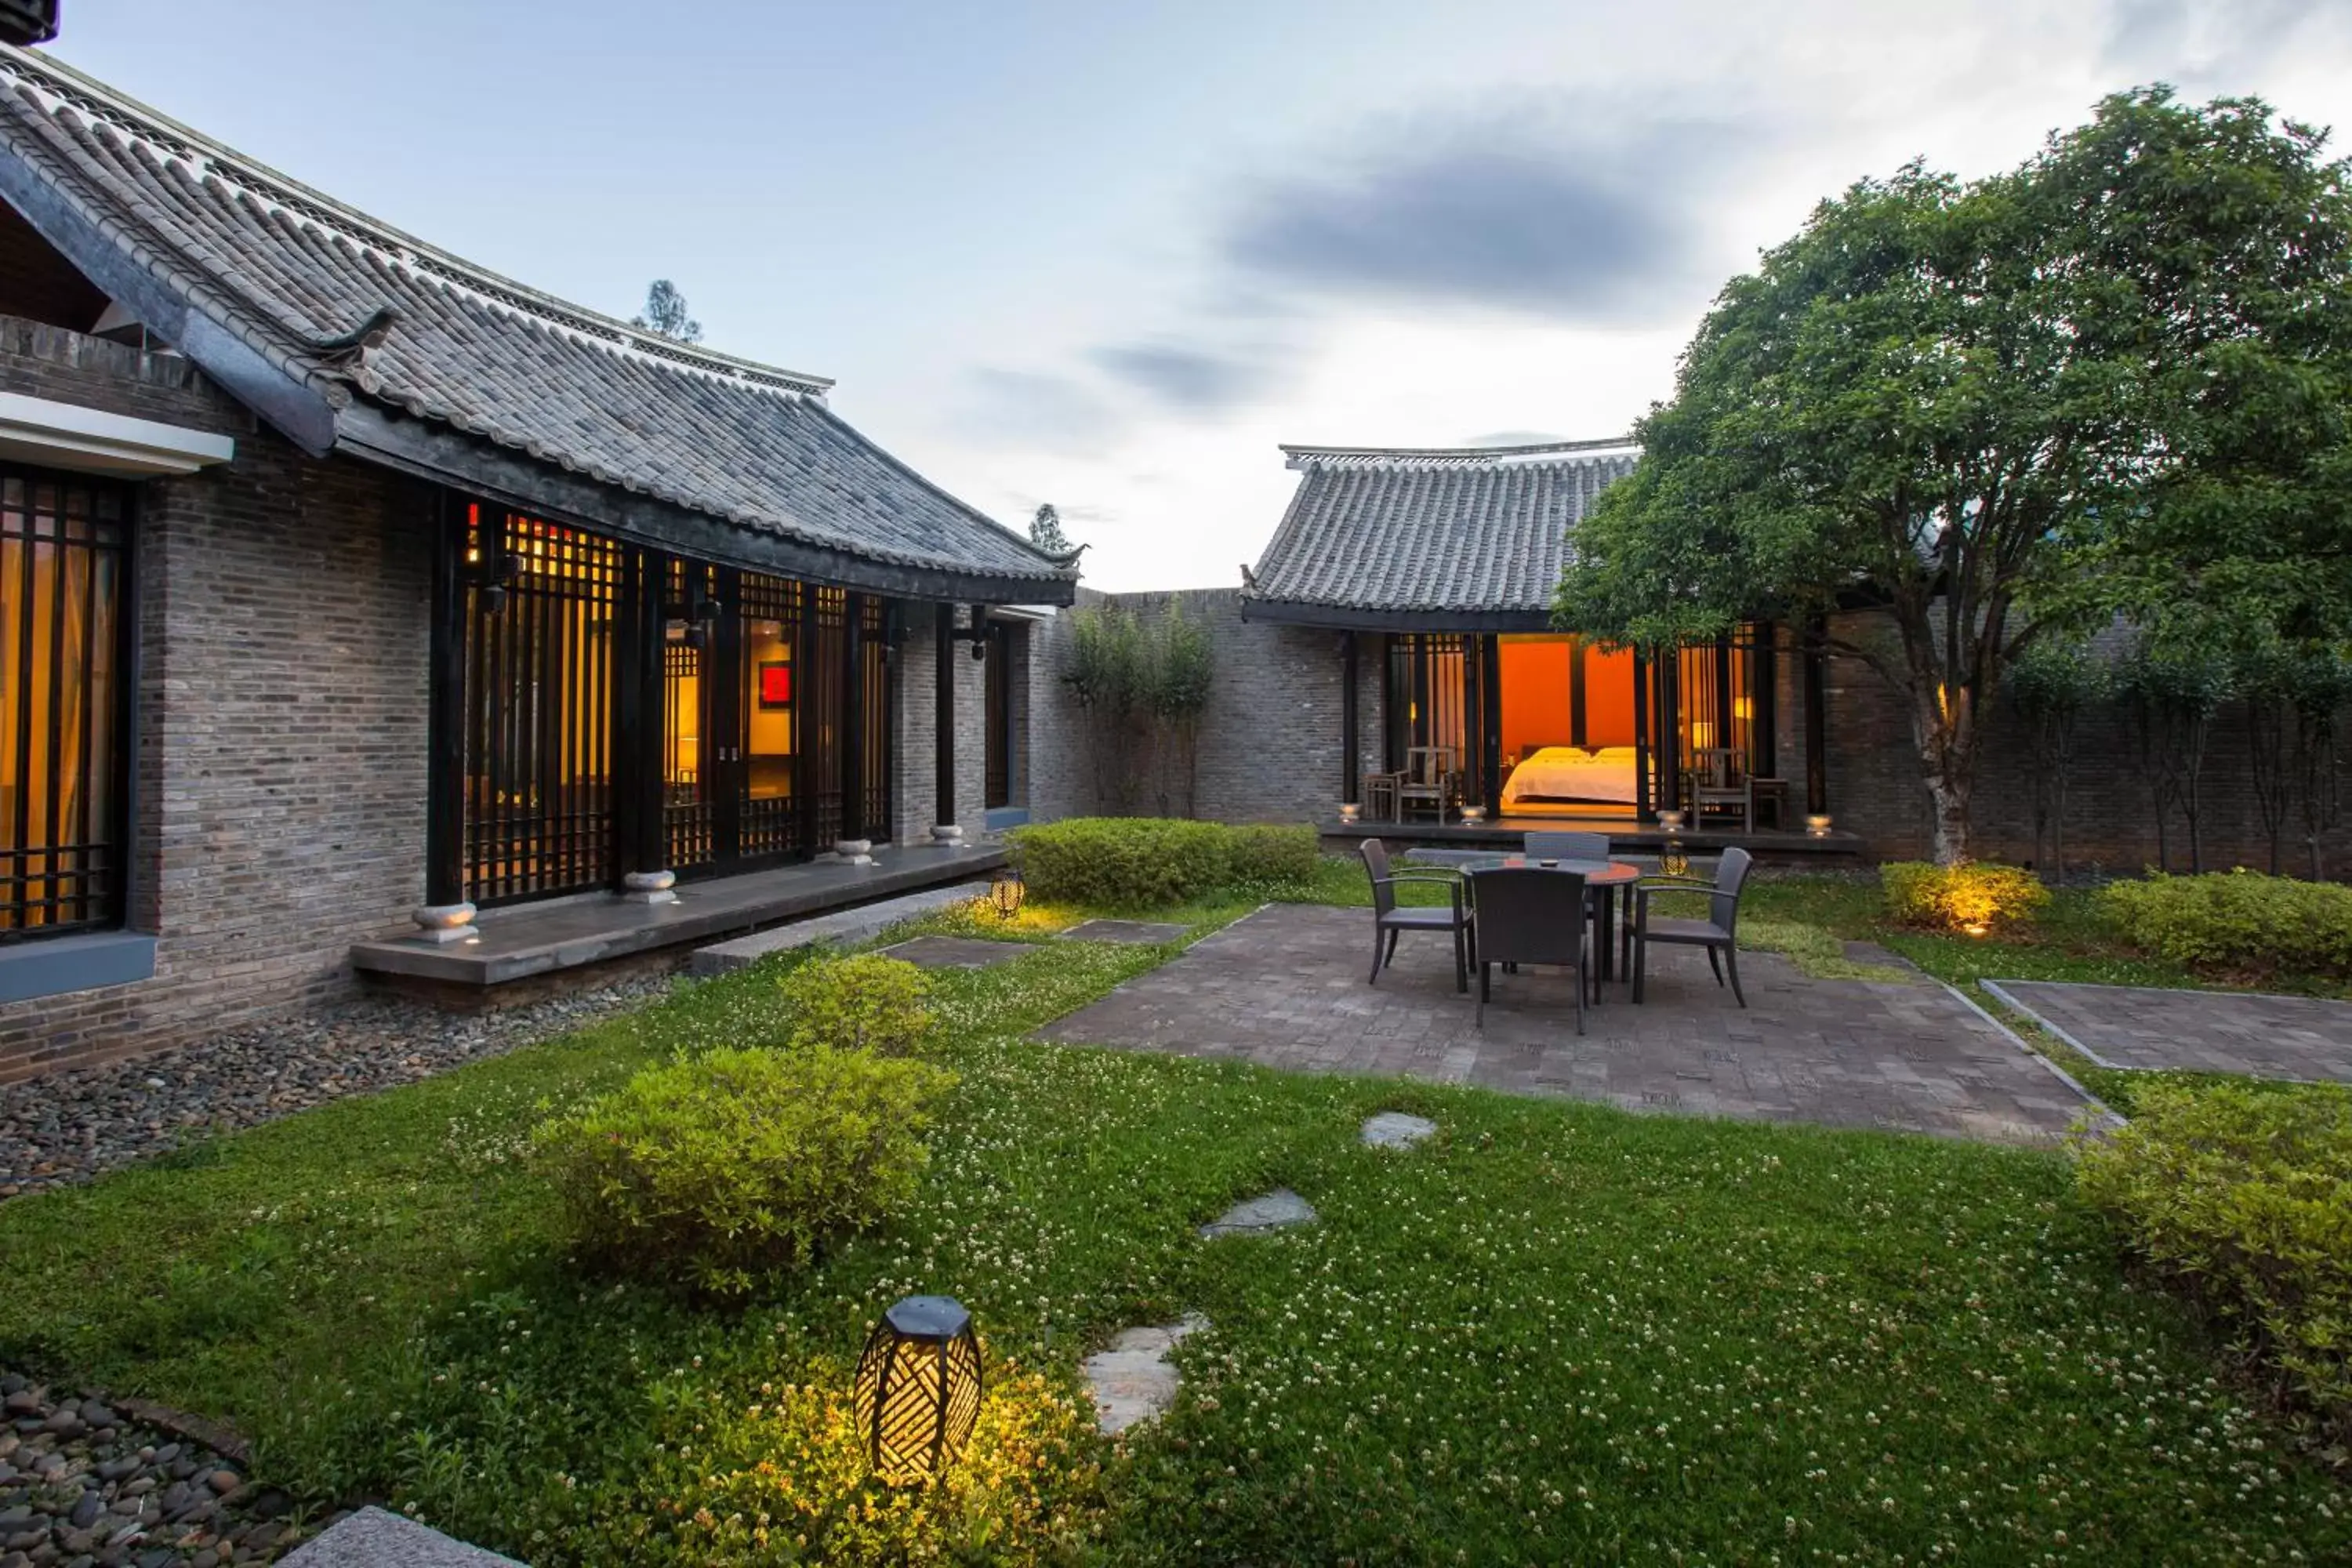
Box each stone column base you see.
[833,838,875,866]
[622,869,679,905]
[411,902,477,944]
[930,824,964,844]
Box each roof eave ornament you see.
[305,303,401,368]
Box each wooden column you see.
[933,602,956,830]
[1753,620,1778,781]
[1479,633,1503,818]
[1803,617,1829,818]
[424,488,467,907]
[1658,647,1682,817]
[1340,631,1359,806]
[840,590,866,843]
[1632,651,1652,820]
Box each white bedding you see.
[1502,746,1640,806]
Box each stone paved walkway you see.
[1984,979,2352,1083]
[1036,905,2093,1145]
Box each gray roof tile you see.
[1245,440,1639,620]
[0,48,1070,590]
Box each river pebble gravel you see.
[1,976,673,1200]
[0,1372,326,1566]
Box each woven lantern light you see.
[853,1295,983,1484]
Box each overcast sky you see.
[45,1,2352,590]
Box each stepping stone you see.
[1200,1187,1318,1237]
[876,936,1029,970]
[1058,919,1189,945]
[1081,1312,1209,1436]
[278,1506,521,1566]
[1360,1111,1437,1149]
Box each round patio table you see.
[1402,851,1640,982]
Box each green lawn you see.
[2,884,2347,1563]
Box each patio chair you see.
[1359,837,1470,993]
[1396,746,1457,823]
[1690,747,1753,832]
[1631,845,1753,1007]
[1523,830,1610,861]
[1465,866,1592,1033]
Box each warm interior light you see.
[1733,697,1753,720]
[853,1295,983,1484]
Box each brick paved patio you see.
[1983,979,2352,1083]
[1035,905,2095,1145]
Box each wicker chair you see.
[1359,838,1471,993]
[1465,866,1592,1032]
[1523,830,1610,861]
[1631,846,1753,1007]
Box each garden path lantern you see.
[854,1294,983,1484]
[989,866,1025,921]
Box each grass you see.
[3,880,2349,1563]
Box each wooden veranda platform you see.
[350,841,1006,991]
[1319,813,1866,860]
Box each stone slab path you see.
[876,936,1031,970]
[1080,1314,1210,1436]
[1036,904,2092,1145]
[1984,978,2352,1083]
[1059,920,1191,945]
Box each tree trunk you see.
[1909,681,1979,866]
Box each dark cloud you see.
[1224,112,1750,321]
[1090,343,1272,412]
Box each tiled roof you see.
[0,47,1073,595]
[1243,438,1639,625]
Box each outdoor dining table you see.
[1401,849,1642,984]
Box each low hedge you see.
[1007,817,1319,906]
[2100,869,2352,981]
[1881,859,2049,933]
[781,952,933,1054]
[535,1044,953,1299]
[2075,1081,2352,1441]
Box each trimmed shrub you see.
[782,953,933,1054]
[1881,859,2049,933]
[2100,869,2352,981]
[2075,1082,2352,1439]
[535,1045,953,1298]
[1007,816,1233,906]
[1222,822,1322,886]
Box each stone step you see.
[688,881,991,976]
[278,1507,521,1566]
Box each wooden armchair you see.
[1690,746,1753,832]
[1396,746,1458,823]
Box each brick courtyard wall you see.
[0,320,432,1081]
[1819,608,2352,876]
[1023,586,1383,827]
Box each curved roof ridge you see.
[0,45,834,396]
[1280,434,1639,469]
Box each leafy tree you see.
[2289,647,2352,880]
[2003,637,2108,880]
[1029,503,1073,555]
[631,279,702,344]
[1064,604,1146,811]
[1555,89,2352,864]
[1144,598,1215,815]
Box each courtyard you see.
[1038,902,2096,1144]
[2,867,2347,1565]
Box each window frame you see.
[0,459,138,944]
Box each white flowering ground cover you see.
[1,898,2346,1565]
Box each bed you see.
[1501,745,1641,808]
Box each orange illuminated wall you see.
[1583,645,1635,746]
[1498,634,1639,759]
[1497,636,1571,763]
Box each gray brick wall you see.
[891,604,989,843]
[1023,587,1382,827]
[0,321,431,1081]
